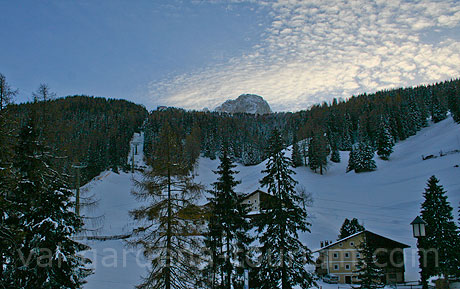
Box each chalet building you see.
[240,190,276,216]
[314,230,410,285]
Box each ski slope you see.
[82,117,460,288]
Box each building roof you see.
[314,230,410,252]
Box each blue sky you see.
[1,0,459,111]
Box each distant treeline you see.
[7,95,148,184]
[144,78,460,168]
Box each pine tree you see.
[346,146,358,173]
[0,74,17,283]
[376,118,394,160]
[419,176,460,278]
[3,113,91,288]
[348,141,377,173]
[447,85,460,123]
[129,124,204,289]
[308,131,329,175]
[291,134,303,167]
[430,92,448,123]
[255,129,315,289]
[0,73,18,110]
[330,148,340,163]
[205,144,251,289]
[338,218,365,240]
[355,233,385,289]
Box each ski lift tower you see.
[72,163,87,216]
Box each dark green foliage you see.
[347,141,376,173]
[447,84,460,123]
[254,129,315,289]
[204,145,252,289]
[355,234,385,289]
[145,79,460,169]
[419,176,460,278]
[8,95,147,184]
[376,117,394,160]
[129,124,204,289]
[308,130,329,175]
[2,114,91,288]
[330,148,341,163]
[338,218,365,240]
[430,91,448,123]
[291,134,303,167]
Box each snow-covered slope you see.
[214,94,273,114]
[82,117,460,288]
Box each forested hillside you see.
[144,79,460,170]
[7,95,148,183]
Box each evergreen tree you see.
[346,146,358,173]
[330,148,341,163]
[205,144,251,289]
[129,124,204,289]
[255,129,315,289]
[447,86,460,123]
[291,135,303,167]
[0,74,17,282]
[419,176,460,278]
[355,233,385,289]
[338,218,365,240]
[430,92,448,123]
[376,118,394,160]
[308,131,329,175]
[2,113,91,288]
[347,141,376,173]
[0,73,18,110]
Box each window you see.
[248,200,251,204]
[333,264,339,271]
[254,200,257,203]
[356,253,361,258]
[339,242,343,247]
[345,264,351,270]
[344,252,350,258]
[333,252,339,259]
[350,241,355,246]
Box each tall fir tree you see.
[308,130,329,175]
[129,124,204,289]
[355,233,385,289]
[338,218,365,240]
[0,74,17,283]
[419,176,460,278]
[430,92,448,123]
[347,141,377,173]
[2,113,91,288]
[376,117,394,160]
[291,134,303,168]
[204,144,251,289]
[255,129,315,289]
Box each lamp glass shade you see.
[419,223,426,237]
[413,223,420,237]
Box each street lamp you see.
[411,216,428,289]
[411,216,427,238]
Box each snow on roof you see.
[313,230,410,252]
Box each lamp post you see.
[411,216,428,289]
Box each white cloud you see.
[145,0,460,111]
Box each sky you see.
[1,0,460,112]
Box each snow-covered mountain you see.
[81,117,460,289]
[214,94,273,114]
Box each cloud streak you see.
[145,0,460,111]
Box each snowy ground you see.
[81,118,460,288]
